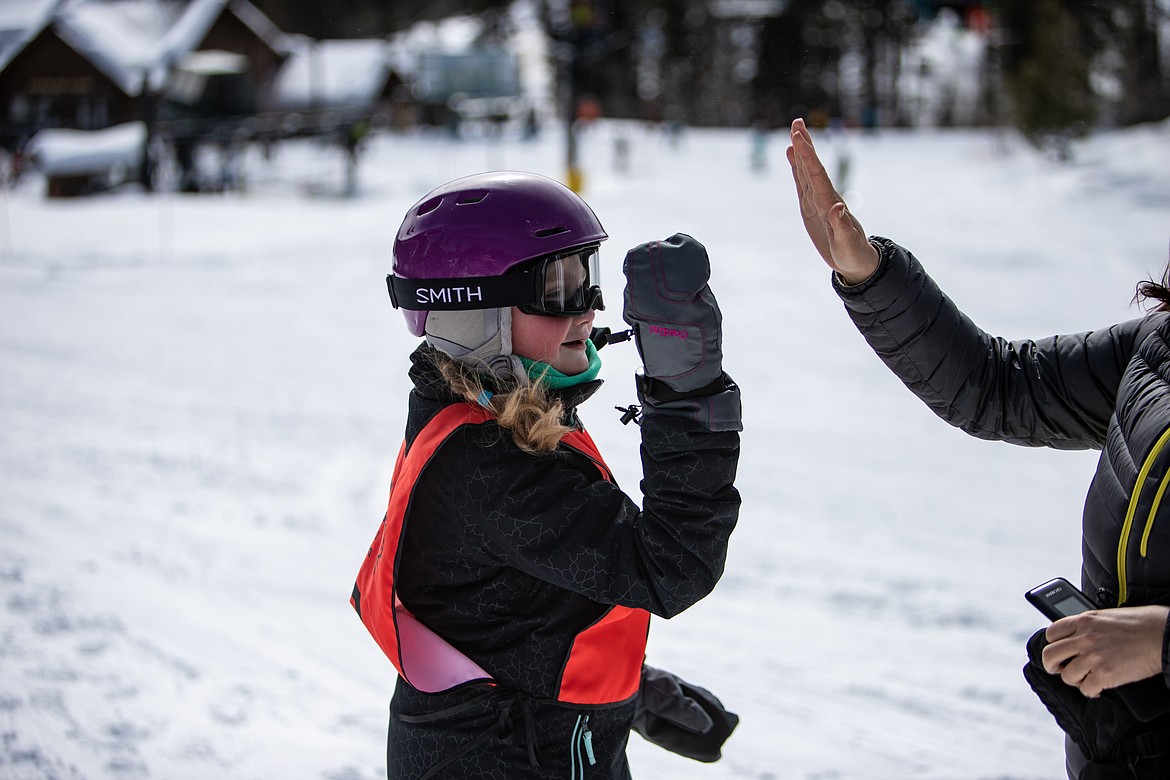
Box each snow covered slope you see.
[1,116,1168,779]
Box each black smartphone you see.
[1025,577,1096,621]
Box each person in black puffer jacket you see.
[787,118,1170,779]
[351,172,742,779]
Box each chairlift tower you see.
[554,0,611,193]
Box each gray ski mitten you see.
[622,233,741,430]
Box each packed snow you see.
[1,116,1168,780]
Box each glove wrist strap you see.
[636,373,730,402]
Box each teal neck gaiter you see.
[518,340,601,390]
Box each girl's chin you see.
[554,345,589,374]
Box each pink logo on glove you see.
[648,325,688,339]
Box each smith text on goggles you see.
[388,246,604,317]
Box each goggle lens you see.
[519,246,603,316]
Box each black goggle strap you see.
[388,246,601,313]
[387,272,537,311]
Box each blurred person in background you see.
[788,117,1170,779]
[351,171,742,779]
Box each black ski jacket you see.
[386,344,741,779]
[836,238,1170,777]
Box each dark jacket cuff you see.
[831,236,896,299]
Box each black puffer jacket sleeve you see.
[834,237,1158,450]
[416,403,741,620]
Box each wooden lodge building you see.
[0,0,417,195]
[0,0,292,152]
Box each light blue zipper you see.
[570,714,597,778]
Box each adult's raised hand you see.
[786,117,879,285]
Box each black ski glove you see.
[1022,628,1092,756]
[622,234,741,431]
[1022,626,1170,763]
[632,665,739,763]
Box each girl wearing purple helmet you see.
[352,171,743,778]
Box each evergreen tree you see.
[1110,0,1170,125]
[249,0,1169,134]
[996,0,1096,150]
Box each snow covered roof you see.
[54,0,186,94]
[0,0,290,96]
[388,13,483,56]
[227,0,289,53]
[270,13,507,113]
[158,0,291,75]
[0,0,59,73]
[272,37,394,111]
[380,10,488,77]
[0,0,57,36]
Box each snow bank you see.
[24,121,146,177]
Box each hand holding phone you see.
[1025,577,1096,621]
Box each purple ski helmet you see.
[392,171,608,336]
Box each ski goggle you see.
[388,245,604,317]
[516,245,604,316]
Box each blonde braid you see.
[434,353,571,454]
